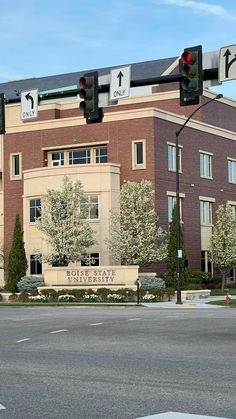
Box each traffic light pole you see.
[4,68,219,104]
[175,93,223,305]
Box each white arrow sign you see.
[219,44,236,82]
[110,66,130,101]
[21,89,38,120]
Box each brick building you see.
[0,56,236,286]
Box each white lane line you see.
[50,329,68,334]
[89,323,103,326]
[0,404,6,410]
[127,318,141,321]
[16,338,30,343]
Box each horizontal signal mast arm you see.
[4,68,218,104]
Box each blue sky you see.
[0,0,236,99]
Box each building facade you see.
[0,56,236,286]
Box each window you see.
[95,147,107,163]
[200,200,212,225]
[132,140,146,169]
[51,152,64,166]
[81,195,99,220]
[30,199,41,223]
[228,202,236,216]
[228,159,236,183]
[10,153,22,179]
[47,144,108,166]
[81,253,100,266]
[69,149,90,165]
[200,152,212,178]
[30,255,42,275]
[168,144,182,172]
[168,195,183,223]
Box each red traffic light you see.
[79,76,88,88]
[181,50,194,64]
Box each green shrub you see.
[116,288,136,301]
[28,295,47,302]
[8,293,18,302]
[39,288,58,302]
[58,294,77,302]
[82,292,99,302]
[182,283,201,290]
[165,287,175,301]
[107,293,125,303]
[18,292,29,302]
[17,276,45,292]
[0,294,2,301]
[96,288,112,302]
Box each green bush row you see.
[1,287,175,303]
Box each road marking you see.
[50,329,68,334]
[127,318,141,321]
[0,404,6,410]
[89,323,103,326]
[16,338,30,343]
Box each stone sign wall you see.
[43,266,139,289]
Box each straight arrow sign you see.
[110,66,131,101]
[219,44,236,82]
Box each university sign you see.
[43,266,139,289]
[67,269,117,286]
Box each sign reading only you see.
[21,89,38,120]
[110,66,131,101]
[219,44,236,82]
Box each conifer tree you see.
[7,213,28,292]
[166,205,188,287]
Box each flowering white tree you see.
[106,180,167,265]
[35,176,95,266]
[210,203,236,291]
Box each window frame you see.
[81,252,100,266]
[167,143,182,172]
[132,140,146,169]
[81,195,99,220]
[167,193,184,223]
[10,153,22,180]
[200,200,213,225]
[29,198,41,223]
[199,151,213,179]
[227,158,236,183]
[47,145,108,167]
[30,254,42,275]
[50,151,65,166]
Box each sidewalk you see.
[142,295,236,309]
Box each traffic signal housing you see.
[179,45,203,106]
[0,93,5,134]
[78,71,103,123]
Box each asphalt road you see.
[0,306,235,419]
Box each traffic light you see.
[179,45,203,106]
[78,71,103,124]
[0,93,5,134]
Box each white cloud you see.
[157,0,236,20]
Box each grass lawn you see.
[207,300,236,307]
[210,288,236,296]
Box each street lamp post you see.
[175,93,223,305]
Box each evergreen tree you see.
[166,205,188,287]
[106,180,167,265]
[7,213,28,292]
[210,203,236,291]
[35,176,95,266]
